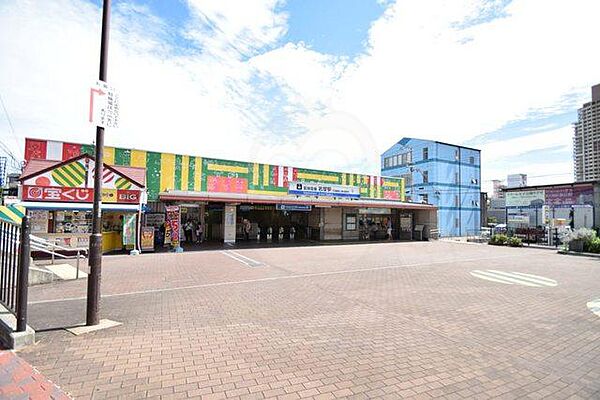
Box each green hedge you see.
[489,234,522,247]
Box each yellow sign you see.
[101,189,118,203]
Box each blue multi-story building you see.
[381,138,481,237]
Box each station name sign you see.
[288,181,360,199]
[22,185,141,204]
[276,204,312,212]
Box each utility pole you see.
[87,0,111,326]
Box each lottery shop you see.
[18,154,146,253]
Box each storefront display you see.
[18,153,146,253]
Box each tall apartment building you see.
[381,138,481,237]
[574,84,600,181]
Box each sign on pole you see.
[89,80,119,128]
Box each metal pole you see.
[87,0,111,326]
[17,216,31,332]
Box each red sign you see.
[23,185,141,204]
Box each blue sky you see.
[1,0,599,191]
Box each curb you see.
[557,250,600,259]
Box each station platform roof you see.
[159,191,436,210]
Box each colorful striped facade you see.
[25,139,405,202]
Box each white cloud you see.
[1,0,599,182]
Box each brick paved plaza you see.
[16,241,600,399]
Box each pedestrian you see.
[184,219,194,243]
[244,219,251,241]
[196,221,203,244]
[387,219,393,241]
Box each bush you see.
[507,237,523,247]
[489,234,508,246]
[564,227,597,244]
[586,237,600,253]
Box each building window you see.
[455,172,459,184]
[454,195,459,207]
[393,155,399,166]
[423,147,429,160]
[455,218,459,228]
[345,214,357,231]
[471,178,478,185]
[454,149,459,161]
[421,194,428,204]
[422,170,428,183]
[402,173,412,187]
[469,156,475,164]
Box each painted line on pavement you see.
[221,250,264,267]
[470,269,557,287]
[29,254,522,305]
[587,298,600,317]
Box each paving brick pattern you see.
[0,350,71,399]
[16,242,600,399]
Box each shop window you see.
[422,147,429,160]
[345,214,357,231]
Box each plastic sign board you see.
[22,185,140,204]
[288,181,360,199]
[276,204,312,212]
[505,190,545,208]
[89,80,119,128]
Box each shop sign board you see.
[29,210,49,233]
[505,190,545,208]
[22,185,141,204]
[288,181,360,199]
[141,227,155,251]
[545,185,594,207]
[145,213,165,228]
[276,204,312,212]
[358,208,392,215]
[165,206,180,246]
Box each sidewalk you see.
[0,351,71,399]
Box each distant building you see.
[574,83,600,181]
[507,173,527,188]
[502,181,599,229]
[492,179,506,199]
[381,138,481,237]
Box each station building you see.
[17,138,437,252]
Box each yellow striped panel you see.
[131,149,147,168]
[263,164,269,186]
[0,206,24,224]
[296,172,339,183]
[207,163,248,174]
[247,189,287,196]
[194,157,202,191]
[253,163,259,186]
[160,153,175,191]
[104,146,115,165]
[181,155,189,190]
[384,180,401,188]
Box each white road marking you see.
[470,270,557,287]
[28,254,519,305]
[587,299,600,317]
[221,250,264,267]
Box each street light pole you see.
[87,0,111,326]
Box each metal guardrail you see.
[29,235,87,279]
[0,216,31,332]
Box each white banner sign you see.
[506,190,545,208]
[89,80,119,128]
[288,181,360,198]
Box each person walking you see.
[196,221,204,244]
[184,219,194,243]
[387,219,393,241]
[244,219,252,241]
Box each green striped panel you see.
[188,157,195,190]
[81,144,95,157]
[52,161,86,187]
[114,148,131,166]
[115,177,132,190]
[146,152,161,201]
[174,154,182,190]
